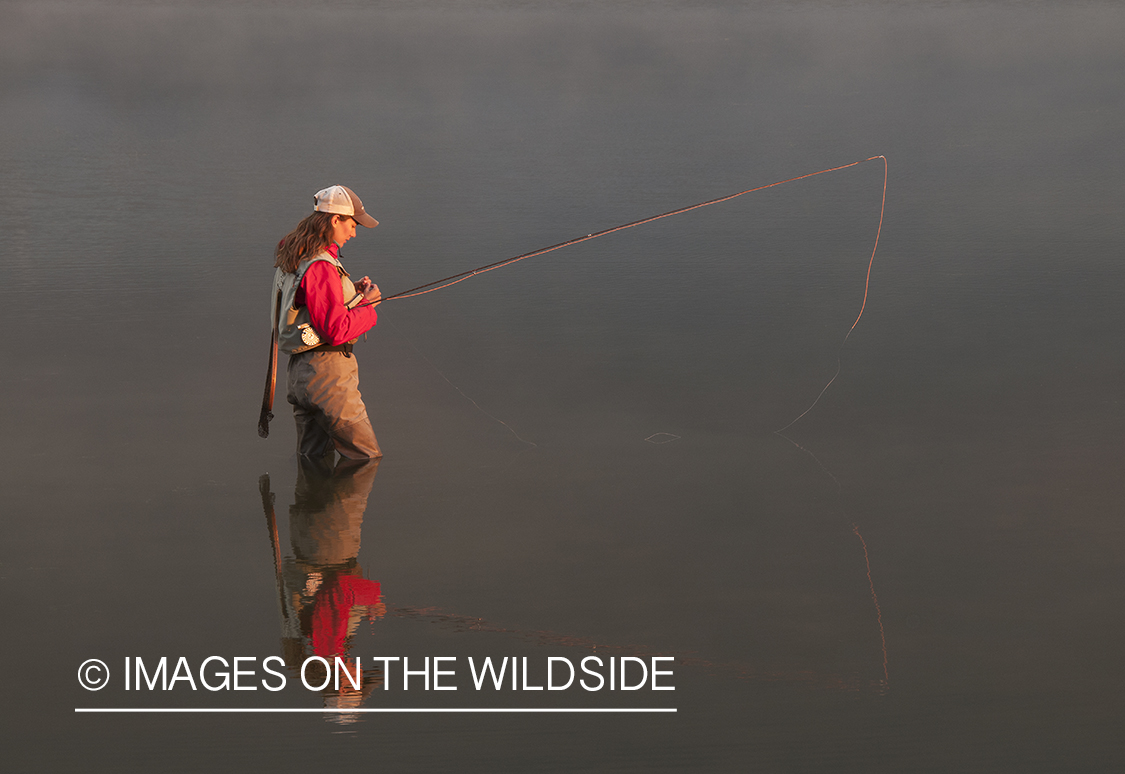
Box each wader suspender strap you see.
[258,287,283,438]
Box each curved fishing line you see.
[775,155,887,434]
[376,156,887,303]
[765,155,888,688]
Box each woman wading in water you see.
[272,185,383,459]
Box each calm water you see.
[3,1,1124,771]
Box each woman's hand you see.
[362,283,382,305]
[355,276,381,305]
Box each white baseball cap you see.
[313,185,379,228]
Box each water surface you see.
[2,1,1124,771]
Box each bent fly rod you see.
[376,155,886,303]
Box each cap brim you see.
[355,212,379,228]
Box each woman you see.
[272,185,384,459]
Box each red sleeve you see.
[309,577,381,657]
[299,261,378,346]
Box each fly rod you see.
[373,156,886,304]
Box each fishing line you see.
[779,430,891,690]
[364,157,883,459]
[755,154,887,689]
[383,316,538,450]
[370,156,887,435]
[852,522,889,689]
[776,155,887,434]
[366,156,886,438]
[372,157,891,688]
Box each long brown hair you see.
[274,211,349,273]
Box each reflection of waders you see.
[282,456,383,660]
[258,251,381,459]
[259,463,384,719]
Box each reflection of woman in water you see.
[272,185,384,460]
[261,456,384,720]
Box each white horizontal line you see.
[75,707,677,714]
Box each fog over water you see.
[2,1,1123,771]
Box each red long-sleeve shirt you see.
[294,244,379,346]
